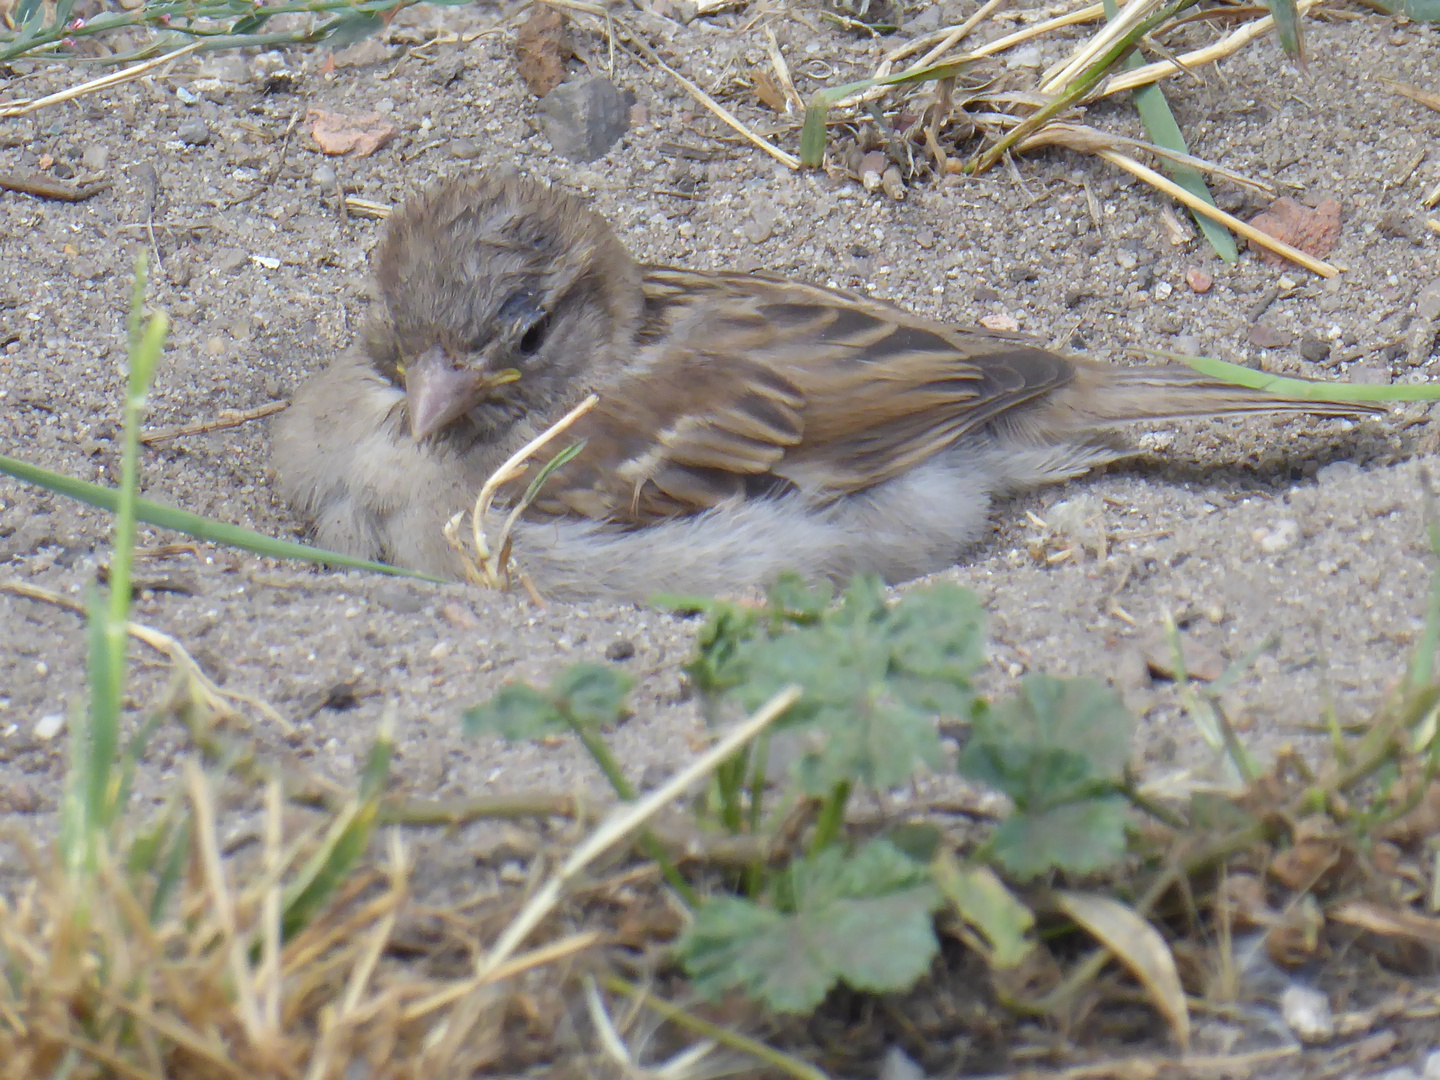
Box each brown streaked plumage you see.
[271,172,1383,602]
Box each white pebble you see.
[1284,984,1336,1042]
[1280,984,1333,1043]
[34,713,65,740]
[1256,518,1299,554]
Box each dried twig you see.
[140,401,288,445]
[1098,0,1323,97]
[1383,78,1440,115]
[0,39,205,117]
[0,579,291,731]
[0,171,111,201]
[1092,148,1336,276]
[448,394,599,590]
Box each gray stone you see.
[1298,334,1331,363]
[449,138,483,161]
[176,117,211,146]
[1248,321,1289,349]
[373,583,426,614]
[744,201,779,244]
[538,76,631,162]
[211,247,249,274]
[1416,279,1440,322]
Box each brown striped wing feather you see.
[525,268,1079,524]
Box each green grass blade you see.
[521,439,587,507]
[1103,0,1236,263]
[1384,0,1440,17]
[281,798,380,940]
[799,61,971,168]
[975,0,1198,174]
[801,90,830,169]
[1156,351,1440,402]
[0,453,442,580]
[1264,0,1305,59]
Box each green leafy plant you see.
[959,675,1134,879]
[679,838,942,1013]
[463,572,1149,1012]
[0,0,472,64]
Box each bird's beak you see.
[405,347,520,442]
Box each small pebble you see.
[312,163,337,188]
[1280,984,1333,1043]
[1298,334,1330,363]
[1255,518,1299,555]
[1186,268,1213,293]
[1115,249,1139,270]
[176,117,211,145]
[1153,281,1173,300]
[859,150,887,193]
[373,583,425,614]
[605,639,636,661]
[538,75,631,162]
[744,202,779,244]
[1417,279,1440,322]
[81,145,109,171]
[1174,334,1201,356]
[980,313,1019,332]
[1248,322,1288,349]
[34,713,65,740]
[1005,45,1042,68]
[211,247,249,273]
[450,137,483,160]
[880,165,905,201]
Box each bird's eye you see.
[518,312,549,355]
[495,290,549,359]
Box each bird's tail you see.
[1063,363,1386,424]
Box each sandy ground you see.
[1,0,1438,944]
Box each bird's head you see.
[365,172,643,443]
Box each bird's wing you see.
[525,268,1078,524]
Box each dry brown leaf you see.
[751,69,788,112]
[308,108,398,157]
[1329,900,1440,945]
[1247,196,1341,267]
[1056,891,1190,1050]
[514,6,573,97]
[1269,816,1345,892]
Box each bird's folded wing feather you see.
[526,269,1078,524]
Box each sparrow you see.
[272,172,1383,603]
